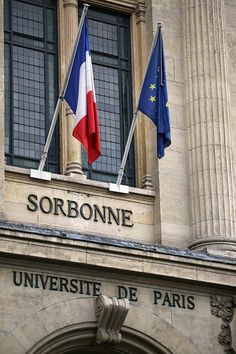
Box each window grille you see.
[4,0,59,172]
[82,7,135,186]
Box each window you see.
[4,0,59,172]
[82,7,135,186]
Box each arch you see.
[0,297,201,354]
[26,323,171,354]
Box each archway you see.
[26,323,171,354]
[0,297,200,354]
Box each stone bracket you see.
[96,294,129,345]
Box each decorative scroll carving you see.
[141,175,153,190]
[135,0,146,23]
[210,295,235,353]
[96,294,129,345]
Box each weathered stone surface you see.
[0,1,236,353]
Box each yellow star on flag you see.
[149,83,156,90]
[149,96,156,102]
[166,101,169,107]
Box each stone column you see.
[63,0,83,175]
[183,0,236,253]
[132,0,153,189]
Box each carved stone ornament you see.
[135,0,146,23]
[210,295,236,353]
[96,294,129,345]
[141,175,153,190]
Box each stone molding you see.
[1,222,236,289]
[189,237,236,258]
[63,0,78,8]
[141,174,153,190]
[79,0,137,13]
[4,165,155,198]
[96,294,129,344]
[210,295,235,353]
[135,0,146,24]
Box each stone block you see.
[165,57,174,81]
[161,222,192,247]
[66,297,96,324]
[0,334,26,354]
[168,81,184,105]
[4,178,155,243]
[169,104,185,130]
[174,58,185,84]
[86,251,143,273]
[142,259,197,281]
[38,301,71,333]
[158,149,188,177]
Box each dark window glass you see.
[4,0,59,172]
[82,7,135,186]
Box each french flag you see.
[64,18,101,164]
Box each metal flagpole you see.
[115,109,138,186]
[110,22,162,192]
[30,3,90,180]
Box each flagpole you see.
[114,23,162,188]
[32,3,90,177]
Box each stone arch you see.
[0,297,201,354]
[26,323,172,354]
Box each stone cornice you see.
[0,220,236,265]
[4,166,155,202]
[0,221,236,289]
[78,0,137,13]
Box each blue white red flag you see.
[138,26,171,158]
[64,18,101,164]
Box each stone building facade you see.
[0,0,236,353]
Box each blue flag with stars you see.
[138,26,171,159]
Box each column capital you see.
[135,0,146,24]
[63,0,78,8]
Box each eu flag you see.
[138,26,171,159]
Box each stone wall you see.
[0,256,235,354]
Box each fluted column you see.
[184,0,235,252]
[63,0,83,175]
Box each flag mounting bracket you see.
[30,169,51,181]
[109,183,129,194]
